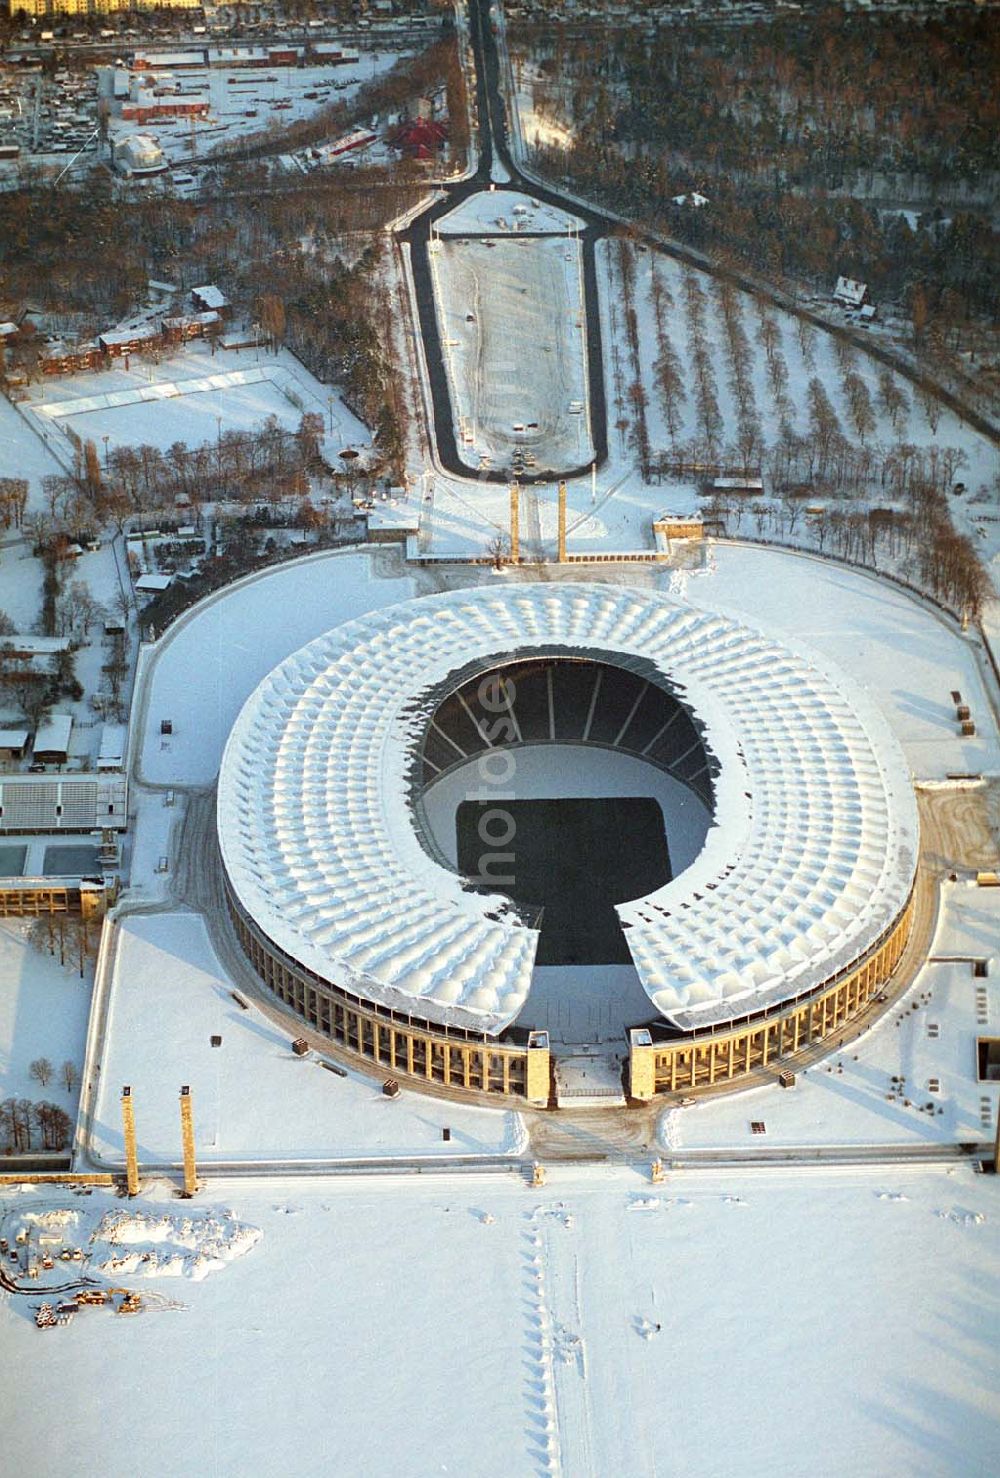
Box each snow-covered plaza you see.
[2,1166,997,1478]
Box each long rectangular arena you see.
[430,234,595,473]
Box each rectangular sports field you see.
[456,796,670,965]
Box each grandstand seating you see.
[421,658,716,807]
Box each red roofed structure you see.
[391,116,447,159]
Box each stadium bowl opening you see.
[413,654,719,1044]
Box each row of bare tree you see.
[0,1097,73,1154]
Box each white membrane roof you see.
[217,585,918,1036]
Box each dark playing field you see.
[456,797,671,965]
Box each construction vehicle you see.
[109,1287,142,1314]
[76,1288,109,1307]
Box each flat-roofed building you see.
[32,713,73,766]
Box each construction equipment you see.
[179,1086,198,1197]
[531,1161,546,1188]
[121,1086,140,1197]
[557,480,567,562]
[650,1158,665,1184]
[77,1289,109,1307]
[109,1287,143,1315]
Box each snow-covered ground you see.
[105,51,410,171]
[430,233,593,474]
[418,459,680,558]
[1,1166,997,1477]
[689,544,1000,782]
[0,535,134,767]
[663,880,1000,1152]
[0,918,92,1119]
[22,346,369,475]
[134,546,415,788]
[92,911,527,1165]
[435,187,582,236]
[0,538,43,630]
[0,392,67,505]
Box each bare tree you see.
[487,534,510,570]
[917,386,942,435]
[29,1057,54,1088]
[61,1060,78,1094]
[0,478,29,531]
[33,1100,72,1152]
[0,1097,16,1153]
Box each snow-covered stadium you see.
[217,583,919,1106]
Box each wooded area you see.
[517,6,999,387]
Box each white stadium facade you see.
[217,583,919,1106]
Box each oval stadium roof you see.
[217,584,918,1036]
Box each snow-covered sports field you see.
[25,350,368,464]
[430,233,594,473]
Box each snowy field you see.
[1,1166,997,1477]
[25,349,369,466]
[91,911,526,1165]
[0,539,42,631]
[0,919,92,1120]
[664,880,1000,1152]
[134,546,415,787]
[430,234,594,473]
[419,459,687,557]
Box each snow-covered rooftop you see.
[217,585,918,1036]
